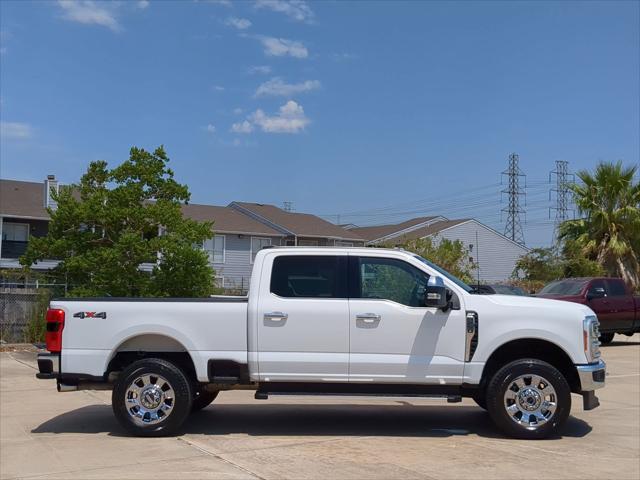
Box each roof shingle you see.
[231,202,364,241]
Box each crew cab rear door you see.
[255,253,349,382]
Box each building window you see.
[251,237,272,262]
[335,241,353,246]
[298,239,319,246]
[204,235,225,264]
[2,223,29,242]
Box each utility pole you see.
[501,153,526,246]
[549,160,574,244]
[283,201,293,212]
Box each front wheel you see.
[112,358,193,437]
[486,359,571,439]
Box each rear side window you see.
[607,279,627,296]
[270,255,347,298]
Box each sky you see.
[1,0,638,248]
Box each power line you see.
[501,153,526,246]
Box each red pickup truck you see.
[537,277,640,344]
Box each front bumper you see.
[576,359,606,410]
[36,353,60,379]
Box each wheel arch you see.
[480,338,580,393]
[106,333,197,382]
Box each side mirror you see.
[424,276,449,309]
[587,287,606,300]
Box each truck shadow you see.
[32,403,592,440]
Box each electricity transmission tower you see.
[501,153,526,245]
[549,160,574,243]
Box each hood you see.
[467,293,595,319]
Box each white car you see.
[36,247,605,439]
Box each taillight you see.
[45,308,65,353]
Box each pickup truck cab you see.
[36,247,606,439]
[537,277,640,344]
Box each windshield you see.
[539,279,588,295]
[413,255,473,293]
[492,284,527,296]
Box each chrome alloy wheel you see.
[125,374,175,426]
[503,374,557,430]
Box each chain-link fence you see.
[0,283,67,343]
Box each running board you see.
[253,382,463,402]
[255,391,462,402]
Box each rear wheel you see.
[599,332,615,344]
[486,359,571,439]
[112,358,193,437]
[192,388,219,412]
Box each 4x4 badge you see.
[73,312,107,319]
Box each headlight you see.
[583,315,601,362]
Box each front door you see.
[256,254,349,382]
[348,255,466,384]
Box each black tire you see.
[486,359,571,440]
[599,332,615,344]
[191,388,219,412]
[472,391,487,410]
[112,358,193,437]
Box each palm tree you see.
[558,161,640,290]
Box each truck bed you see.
[52,296,249,382]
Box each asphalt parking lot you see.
[1,335,639,480]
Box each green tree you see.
[401,236,477,284]
[512,244,604,293]
[21,146,215,297]
[512,248,562,284]
[558,161,640,289]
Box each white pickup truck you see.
[36,247,606,439]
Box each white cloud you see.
[248,65,272,75]
[57,0,120,31]
[233,108,244,115]
[225,16,252,30]
[205,124,216,133]
[136,0,150,9]
[1,121,33,139]
[207,0,232,6]
[249,100,309,134]
[212,85,225,91]
[255,77,320,97]
[231,120,254,134]
[255,0,314,23]
[259,36,308,58]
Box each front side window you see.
[587,280,607,296]
[251,237,272,262]
[203,235,225,264]
[354,257,429,307]
[270,255,346,298]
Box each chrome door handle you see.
[264,311,288,321]
[356,313,381,323]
